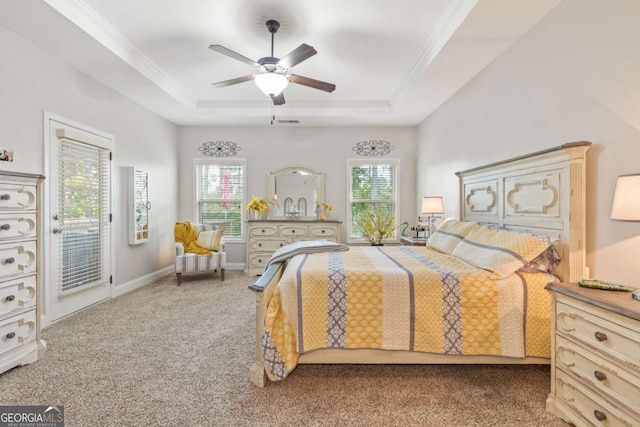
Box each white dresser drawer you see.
[249,254,271,270]
[246,220,342,276]
[0,241,37,280]
[0,183,37,210]
[556,370,638,426]
[556,301,640,371]
[250,225,278,237]
[556,335,640,415]
[0,213,37,241]
[309,225,337,238]
[250,239,288,252]
[279,225,307,237]
[0,309,36,357]
[0,275,36,318]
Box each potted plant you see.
[315,201,335,221]
[357,208,396,245]
[246,196,270,220]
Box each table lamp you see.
[611,174,640,221]
[419,196,444,238]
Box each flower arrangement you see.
[246,196,269,213]
[316,201,335,221]
[357,208,396,244]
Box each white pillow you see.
[452,227,556,277]
[426,219,480,255]
[196,228,223,251]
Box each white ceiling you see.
[1,0,562,126]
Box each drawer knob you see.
[593,410,607,422]
[261,229,265,233]
[258,243,262,247]
[280,243,283,247]
[4,257,15,264]
[0,224,10,231]
[0,194,10,201]
[292,230,295,233]
[258,259,262,263]
[6,332,16,339]
[594,331,608,342]
[321,230,325,233]
[5,295,15,302]
[594,370,607,381]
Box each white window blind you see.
[348,159,399,242]
[58,138,111,293]
[195,160,245,238]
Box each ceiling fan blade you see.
[211,75,256,88]
[271,93,286,106]
[290,74,336,93]
[278,44,317,69]
[209,45,259,67]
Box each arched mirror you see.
[267,166,325,219]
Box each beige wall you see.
[4,0,638,295]
[416,0,640,284]
[177,126,417,267]
[0,25,179,301]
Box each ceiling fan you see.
[209,19,336,106]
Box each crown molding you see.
[196,100,390,114]
[44,0,195,108]
[392,0,478,103]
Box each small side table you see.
[400,236,428,246]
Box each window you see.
[347,159,399,243]
[195,159,245,239]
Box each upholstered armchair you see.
[174,223,226,285]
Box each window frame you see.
[346,158,400,244]
[194,158,246,242]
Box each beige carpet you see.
[0,271,568,426]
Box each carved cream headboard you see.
[456,142,591,282]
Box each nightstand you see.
[400,236,427,246]
[545,282,640,426]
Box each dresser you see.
[0,171,45,374]
[545,282,640,426]
[246,220,341,276]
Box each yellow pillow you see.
[196,229,223,251]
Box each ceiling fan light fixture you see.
[255,73,289,97]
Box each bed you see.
[248,142,591,386]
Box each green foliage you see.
[357,208,396,244]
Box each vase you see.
[249,210,263,220]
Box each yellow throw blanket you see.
[174,221,211,255]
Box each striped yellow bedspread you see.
[262,246,553,381]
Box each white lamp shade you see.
[254,73,288,96]
[611,174,640,221]
[422,196,444,214]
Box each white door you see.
[46,116,112,322]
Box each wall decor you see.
[199,140,241,157]
[352,140,395,157]
[0,147,14,162]
[127,167,150,245]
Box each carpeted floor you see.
[0,271,569,426]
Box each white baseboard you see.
[113,263,245,297]
[226,262,246,271]
[113,266,174,298]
